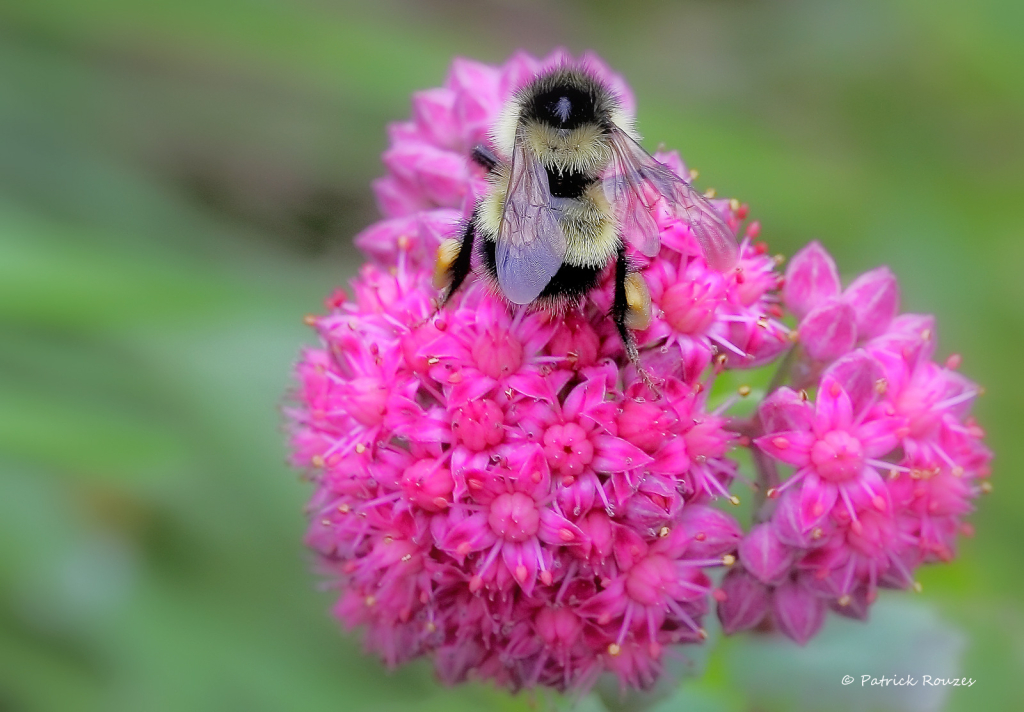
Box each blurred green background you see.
[1,1,1021,710]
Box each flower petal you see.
[754,431,815,467]
[856,417,906,458]
[440,513,496,562]
[823,350,885,422]
[592,435,653,473]
[815,376,853,432]
[758,387,814,433]
[798,473,837,532]
[539,509,587,547]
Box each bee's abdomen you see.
[547,168,596,200]
[480,237,601,303]
[537,262,602,301]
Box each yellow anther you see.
[365,595,376,607]
[704,187,717,198]
[728,495,741,506]
[838,594,851,607]
[607,643,621,656]
[355,443,367,454]
[738,385,752,397]
[311,455,325,468]
[658,526,670,538]
[722,554,736,566]
[912,581,923,594]
[689,168,700,181]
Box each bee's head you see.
[528,83,598,131]
[492,67,632,172]
[520,69,609,131]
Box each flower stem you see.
[748,345,797,519]
[764,344,798,395]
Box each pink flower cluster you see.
[717,242,991,643]
[285,51,990,694]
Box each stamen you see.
[708,333,750,359]
[616,605,634,647]
[934,390,979,411]
[666,599,701,634]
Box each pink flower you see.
[724,253,990,643]
[287,49,991,693]
[287,44,755,686]
[441,447,585,595]
[755,361,907,533]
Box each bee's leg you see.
[470,145,499,173]
[613,245,659,393]
[433,209,477,305]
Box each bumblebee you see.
[433,65,737,370]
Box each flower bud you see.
[372,175,426,218]
[676,505,743,558]
[716,569,770,634]
[412,87,460,150]
[446,58,501,146]
[783,241,841,319]
[758,386,813,433]
[382,142,468,208]
[843,266,899,339]
[739,523,794,585]
[772,579,826,645]
[798,299,857,361]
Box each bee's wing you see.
[496,136,567,304]
[604,127,738,270]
